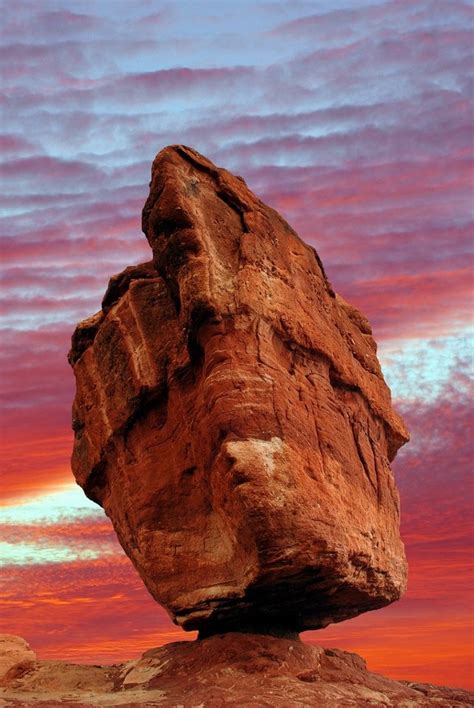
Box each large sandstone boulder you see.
[69,145,409,635]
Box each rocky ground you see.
[1,633,473,707]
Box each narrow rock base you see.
[1,633,472,706]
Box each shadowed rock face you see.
[69,145,409,635]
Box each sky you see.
[1,0,473,691]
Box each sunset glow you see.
[1,0,473,691]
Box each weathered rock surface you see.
[69,145,409,634]
[1,633,473,707]
[0,637,36,687]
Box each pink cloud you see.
[340,268,473,340]
[0,134,36,153]
[3,155,105,184]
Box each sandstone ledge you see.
[1,633,472,707]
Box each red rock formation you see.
[2,633,473,706]
[0,636,36,683]
[69,145,409,635]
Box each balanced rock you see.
[69,145,409,635]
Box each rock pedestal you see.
[2,633,473,706]
[69,145,409,634]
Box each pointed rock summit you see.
[69,145,409,635]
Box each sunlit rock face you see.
[68,145,409,635]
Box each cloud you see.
[214,117,473,170]
[0,134,36,154]
[271,0,474,40]
[1,227,148,270]
[2,156,106,190]
[35,10,101,34]
[338,268,473,341]
[0,325,76,503]
[0,507,116,565]
[1,433,74,504]
[0,554,191,663]
[380,334,473,402]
